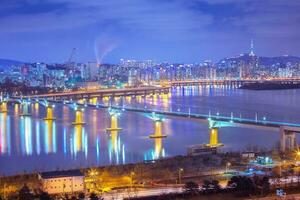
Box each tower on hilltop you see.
[250,39,255,56]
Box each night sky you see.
[0,0,299,63]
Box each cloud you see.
[0,0,299,62]
[0,0,212,37]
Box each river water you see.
[0,86,300,175]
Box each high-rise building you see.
[87,62,99,81]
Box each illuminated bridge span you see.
[170,78,300,87]
[89,104,300,129]
[15,86,170,100]
[78,102,300,152]
[2,96,300,152]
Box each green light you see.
[108,108,121,117]
[145,112,165,121]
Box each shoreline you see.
[239,82,300,90]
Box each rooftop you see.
[39,169,84,179]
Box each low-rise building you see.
[39,170,85,194]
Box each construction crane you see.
[65,48,76,77]
[67,48,76,66]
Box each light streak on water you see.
[122,144,125,164]
[84,130,88,159]
[96,137,100,164]
[6,114,11,155]
[63,128,67,155]
[35,121,40,155]
[0,113,10,155]
[23,117,32,155]
[52,121,57,153]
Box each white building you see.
[39,170,85,194]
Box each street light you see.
[225,162,231,173]
[178,168,184,184]
[295,150,300,160]
[130,171,135,189]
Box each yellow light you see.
[210,128,218,146]
[34,102,39,110]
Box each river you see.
[0,86,300,175]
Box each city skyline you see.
[0,0,300,63]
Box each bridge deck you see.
[57,101,300,129]
[13,86,170,99]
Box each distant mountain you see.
[259,55,300,66]
[0,58,24,68]
[218,54,300,67]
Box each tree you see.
[261,176,270,196]
[78,192,85,200]
[39,192,52,200]
[18,184,33,200]
[202,179,211,191]
[89,193,101,200]
[70,196,77,200]
[211,180,221,192]
[228,176,255,197]
[62,194,70,200]
[184,181,199,194]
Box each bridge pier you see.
[106,109,122,131]
[0,102,8,113]
[72,108,86,125]
[149,119,167,138]
[206,127,223,148]
[149,119,167,159]
[43,105,56,121]
[280,126,300,152]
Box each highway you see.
[99,175,300,200]
[102,186,183,200]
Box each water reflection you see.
[0,113,10,155]
[107,130,125,164]
[0,86,300,175]
[145,120,166,161]
[20,116,32,155]
[35,121,41,155]
[71,125,87,158]
[14,104,19,115]
[44,120,56,154]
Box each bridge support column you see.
[280,126,298,152]
[106,110,122,131]
[72,109,86,125]
[149,119,167,159]
[149,119,167,138]
[206,127,223,148]
[0,102,8,113]
[44,105,56,120]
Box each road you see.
[102,186,183,200]
[247,193,300,200]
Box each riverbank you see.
[0,152,244,197]
[1,149,297,200]
[240,82,300,90]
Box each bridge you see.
[15,86,170,100]
[170,78,300,87]
[59,100,300,152]
[2,87,300,153]
[9,78,300,100]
